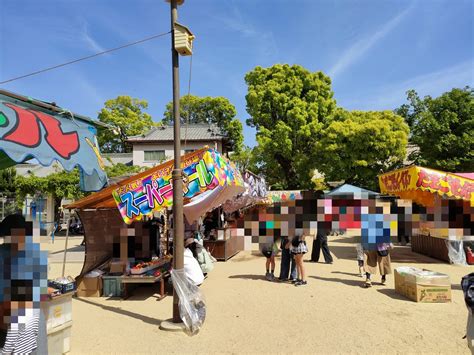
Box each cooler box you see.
[45,293,73,332]
[395,267,451,303]
[48,320,72,354]
[102,276,124,297]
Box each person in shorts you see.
[290,234,308,286]
[355,242,365,277]
[261,238,280,281]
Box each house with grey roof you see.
[127,123,231,167]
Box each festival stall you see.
[195,170,268,260]
[65,147,244,297]
[379,165,473,263]
[0,89,109,354]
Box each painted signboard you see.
[113,149,244,224]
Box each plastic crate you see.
[102,276,124,297]
[48,277,76,294]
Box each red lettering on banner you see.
[382,170,411,191]
[417,170,473,200]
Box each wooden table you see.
[121,272,169,300]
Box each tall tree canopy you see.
[245,64,336,189]
[98,96,156,153]
[316,109,409,190]
[163,95,244,153]
[396,87,474,172]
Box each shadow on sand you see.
[309,275,366,288]
[50,245,85,255]
[75,297,163,325]
[229,274,269,281]
[376,288,412,302]
[332,271,362,277]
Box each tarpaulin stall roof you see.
[379,165,474,207]
[66,148,245,224]
[0,89,107,191]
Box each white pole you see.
[61,214,72,278]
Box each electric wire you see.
[0,31,171,85]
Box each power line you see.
[0,31,171,85]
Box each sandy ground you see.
[45,236,470,354]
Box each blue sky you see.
[0,0,473,147]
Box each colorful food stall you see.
[0,89,109,354]
[66,147,244,297]
[379,165,473,262]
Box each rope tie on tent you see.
[58,109,79,127]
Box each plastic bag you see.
[170,269,206,335]
[446,240,467,265]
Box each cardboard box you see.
[395,267,451,303]
[109,261,126,274]
[76,276,102,297]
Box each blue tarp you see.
[325,183,379,197]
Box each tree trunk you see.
[274,153,299,189]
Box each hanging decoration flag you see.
[113,148,244,224]
[0,90,107,191]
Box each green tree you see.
[316,109,409,190]
[0,168,17,193]
[163,95,244,152]
[105,163,144,179]
[98,96,156,153]
[245,64,336,189]
[16,170,84,224]
[230,146,258,172]
[396,87,474,171]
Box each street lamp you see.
[160,0,193,331]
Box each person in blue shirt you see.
[0,214,47,354]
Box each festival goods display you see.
[222,171,267,213]
[130,256,171,275]
[379,165,473,206]
[113,148,244,224]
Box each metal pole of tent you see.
[61,214,72,278]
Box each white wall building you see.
[127,124,230,168]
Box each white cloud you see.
[80,22,106,53]
[329,4,414,79]
[342,60,474,110]
[214,1,278,59]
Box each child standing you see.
[291,234,308,286]
[355,243,365,277]
[261,238,280,281]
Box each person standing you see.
[291,234,308,286]
[364,242,393,287]
[278,236,297,282]
[355,242,365,277]
[311,224,333,264]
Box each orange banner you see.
[379,166,474,205]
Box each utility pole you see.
[170,0,184,324]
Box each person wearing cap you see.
[184,238,205,286]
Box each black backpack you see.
[291,236,301,247]
[461,273,474,311]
